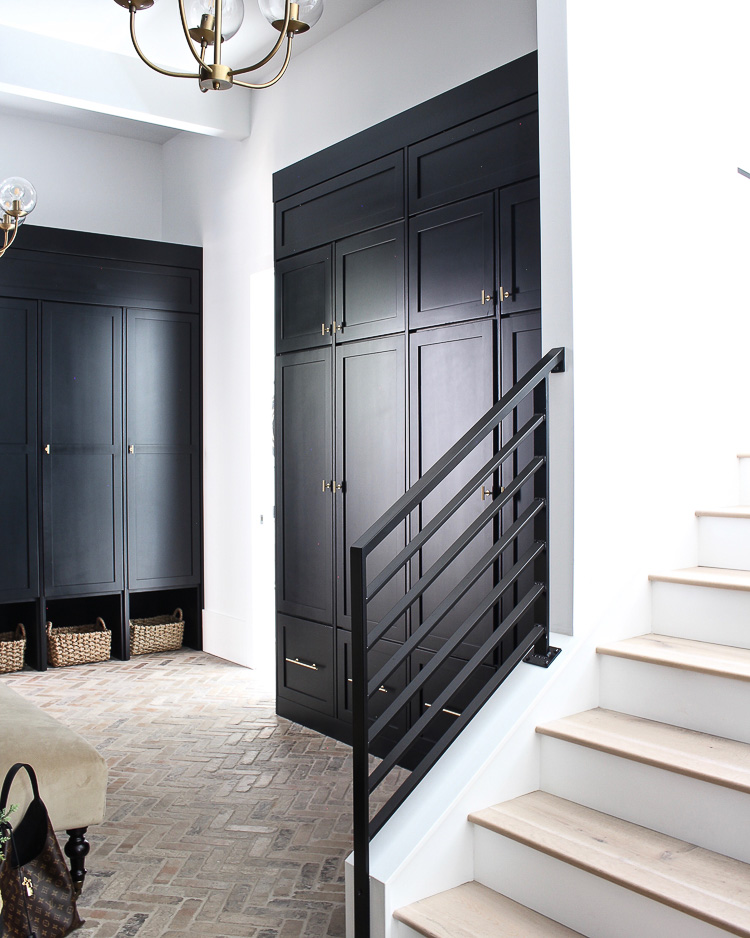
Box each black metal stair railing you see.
[350,347,566,936]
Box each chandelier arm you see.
[0,217,19,258]
[130,7,200,80]
[233,35,294,89]
[231,0,292,75]
[177,0,211,70]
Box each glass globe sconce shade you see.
[259,0,323,32]
[188,0,245,42]
[0,177,37,218]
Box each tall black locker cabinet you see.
[0,227,203,670]
[274,53,543,748]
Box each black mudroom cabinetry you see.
[274,52,542,747]
[0,227,203,670]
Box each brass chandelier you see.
[0,177,37,259]
[114,0,324,92]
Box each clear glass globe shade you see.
[188,0,245,40]
[0,177,37,216]
[258,0,324,30]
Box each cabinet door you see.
[335,223,405,342]
[41,302,123,596]
[409,194,495,328]
[0,298,38,601]
[276,246,332,353]
[335,336,406,640]
[126,309,201,589]
[410,320,496,659]
[276,348,334,624]
[499,178,541,315]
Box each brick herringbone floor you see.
[2,650,405,937]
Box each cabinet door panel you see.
[409,195,495,328]
[410,321,495,659]
[499,179,541,315]
[0,299,38,601]
[41,303,123,596]
[276,348,334,624]
[276,246,332,353]
[336,336,406,640]
[43,453,122,592]
[127,309,200,589]
[335,224,404,341]
[277,614,334,715]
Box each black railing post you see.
[351,544,371,938]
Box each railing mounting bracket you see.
[524,645,562,668]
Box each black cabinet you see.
[41,302,124,597]
[0,298,38,602]
[274,55,541,746]
[0,227,203,670]
[126,308,201,590]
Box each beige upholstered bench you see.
[0,679,108,895]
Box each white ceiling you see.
[0,0,387,142]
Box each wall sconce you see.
[0,177,37,259]
[114,0,324,92]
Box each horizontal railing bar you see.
[367,456,544,647]
[368,506,544,697]
[366,414,545,603]
[353,348,564,560]
[368,582,544,791]
[368,538,544,740]
[368,623,545,838]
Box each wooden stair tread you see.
[537,708,750,793]
[695,506,750,519]
[469,791,750,935]
[649,566,750,590]
[596,633,750,681]
[393,881,583,937]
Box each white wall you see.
[163,0,539,672]
[0,112,164,241]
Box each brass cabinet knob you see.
[481,485,492,500]
[43,444,50,455]
[128,445,135,454]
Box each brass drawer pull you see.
[285,657,319,671]
[348,678,388,694]
[424,702,462,717]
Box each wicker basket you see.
[0,623,26,673]
[129,608,184,656]
[47,617,111,668]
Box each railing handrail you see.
[351,347,565,561]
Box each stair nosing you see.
[649,566,750,591]
[469,791,750,937]
[536,708,750,794]
[696,506,750,519]
[596,633,750,682]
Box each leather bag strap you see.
[0,763,40,811]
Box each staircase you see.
[393,457,750,937]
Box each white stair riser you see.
[392,923,423,938]
[697,516,750,569]
[598,656,750,744]
[540,736,750,863]
[739,457,750,504]
[650,581,750,649]
[473,828,732,938]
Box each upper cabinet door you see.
[41,302,123,596]
[0,298,39,602]
[335,223,405,342]
[126,309,201,590]
[499,178,541,315]
[275,347,334,625]
[409,194,495,329]
[276,246,332,353]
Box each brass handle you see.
[481,289,493,305]
[43,444,50,455]
[502,286,510,300]
[322,479,332,493]
[322,323,332,336]
[128,445,135,455]
[335,481,344,493]
[347,678,388,694]
[424,702,462,717]
[285,657,319,671]
[481,485,492,501]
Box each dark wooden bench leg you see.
[65,827,90,897]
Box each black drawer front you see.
[276,154,404,257]
[277,614,334,715]
[408,97,539,214]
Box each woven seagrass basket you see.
[129,607,184,656]
[47,617,111,668]
[0,623,26,673]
